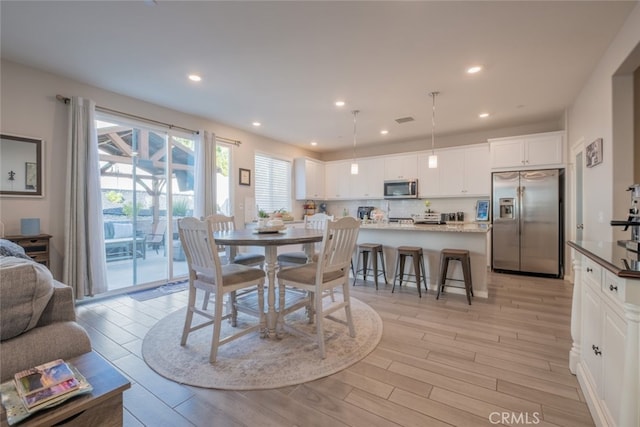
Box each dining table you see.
[213,227,323,337]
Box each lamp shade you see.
[21,218,40,236]
[351,162,359,175]
[428,154,438,169]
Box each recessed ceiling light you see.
[335,100,345,107]
[310,141,318,146]
[380,130,389,135]
[467,66,483,74]
[479,112,490,118]
[252,121,261,127]
[188,74,202,82]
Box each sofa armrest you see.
[36,280,76,326]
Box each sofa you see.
[0,246,92,382]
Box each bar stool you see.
[437,248,473,305]
[392,246,428,298]
[353,243,387,289]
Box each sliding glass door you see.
[96,115,195,293]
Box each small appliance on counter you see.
[439,212,465,223]
[611,184,640,252]
[411,213,443,224]
[357,206,375,220]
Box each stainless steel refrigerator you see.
[492,169,564,277]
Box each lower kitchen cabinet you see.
[570,250,639,427]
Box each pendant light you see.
[350,110,360,175]
[428,91,440,169]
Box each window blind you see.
[254,154,291,214]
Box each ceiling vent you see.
[395,116,415,124]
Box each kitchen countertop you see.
[567,240,640,279]
[360,222,491,233]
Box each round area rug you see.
[142,297,382,390]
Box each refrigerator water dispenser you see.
[499,198,514,219]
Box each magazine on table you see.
[14,359,79,409]
[0,361,93,425]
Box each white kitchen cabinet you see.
[463,145,491,195]
[324,161,351,199]
[418,145,490,197]
[417,153,439,197]
[294,158,324,200]
[350,157,384,199]
[384,153,418,180]
[489,131,564,169]
[571,251,639,427]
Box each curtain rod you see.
[56,95,242,146]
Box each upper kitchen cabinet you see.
[324,160,352,199]
[437,145,490,197]
[489,131,565,170]
[350,157,384,199]
[417,153,440,197]
[384,153,418,180]
[294,158,325,200]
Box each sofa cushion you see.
[0,256,54,340]
[112,222,133,239]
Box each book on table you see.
[13,359,80,409]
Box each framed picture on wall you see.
[586,138,603,168]
[239,168,251,186]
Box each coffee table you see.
[1,351,130,427]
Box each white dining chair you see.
[208,214,265,267]
[178,217,266,363]
[276,216,360,358]
[277,213,334,266]
[202,214,265,310]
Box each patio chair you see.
[177,217,266,363]
[147,220,167,254]
[276,217,360,358]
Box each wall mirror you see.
[0,133,44,197]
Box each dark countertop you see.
[567,240,640,279]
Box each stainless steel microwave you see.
[383,179,418,199]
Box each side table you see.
[4,234,51,267]
[1,351,131,427]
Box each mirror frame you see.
[0,133,44,197]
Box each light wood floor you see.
[76,272,594,427]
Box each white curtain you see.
[194,130,216,218]
[63,96,107,298]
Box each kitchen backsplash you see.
[323,198,484,222]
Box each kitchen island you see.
[358,222,491,298]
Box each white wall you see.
[567,3,640,242]
[0,60,316,278]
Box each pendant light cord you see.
[430,92,438,155]
[352,110,359,161]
